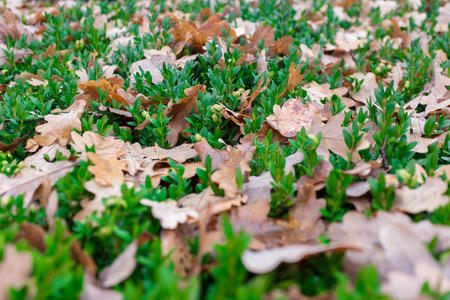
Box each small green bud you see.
[99,226,113,237]
[211,113,220,123]
[404,80,410,89]
[397,169,411,183]
[75,39,85,51]
[194,133,203,142]
[307,133,319,145]
[210,104,223,114]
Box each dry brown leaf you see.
[71,240,97,278]
[280,62,304,98]
[266,99,316,138]
[87,152,126,186]
[0,135,28,154]
[165,84,206,146]
[142,143,198,163]
[350,72,377,105]
[0,160,74,207]
[24,144,70,170]
[0,244,33,300]
[26,100,85,150]
[71,131,125,159]
[242,243,356,274]
[140,199,199,229]
[210,142,255,197]
[99,233,151,288]
[394,177,449,213]
[405,63,450,113]
[407,133,438,153]
[74,179,127,222]
[81,272,122,300]
[194,139,232,170]
[161,229,197,276]
[328,211,450,283]
[302,81,348,103]
[16,222,46,252]
[78,78,129,107]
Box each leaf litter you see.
[0,0,449,299]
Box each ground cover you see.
[0,0,449,299]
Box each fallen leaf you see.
[394,177,449,213]
[210,142,255,197]
[328,211,450,283]
[165,84,206,146]
[87,152,127,186]
[302,81,348,103]
[350,72,378,105]
[0,160,75,207]
[26,100,86,150]
[140,199,199,229]
[280,62,304,98]
[0,244,33,300]
[99,233,151,288]
[266,98,316,138]
[242,243,356,274]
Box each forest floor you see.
[0,0,449,299]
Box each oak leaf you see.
[140,199,199,229]
[266,98,316,138]
[165,84,206,146]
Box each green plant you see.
[335,265,388,300]
[269,156,296,218]
[368,172,395,212]
[321,169,352,221]
[290,128,323,178]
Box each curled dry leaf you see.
[0,244,33,300]
[266,98,315,138]
[242,243,356,274]
[0,160,74,207]
[140,199,199,229]
[16,222,46,252]
[280,62,304,98]
[26,100,86,151]
[394,177,449,213]
[165,84,206,146]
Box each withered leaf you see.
[87,152,127,186]
[395,177,449,213]
[165,84,206,146]
[26,100,85,150]
[0,160,75,207]
[140,199,199,229]
[99,234,151,288]
[266,98,315,138]
[0,245,33,300]
[242,243,355,274]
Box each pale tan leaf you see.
[0,245,33,300]
[395,177,449,213]
[0,160,74,207]
[140,199,199,229]
[266,99,315,138]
